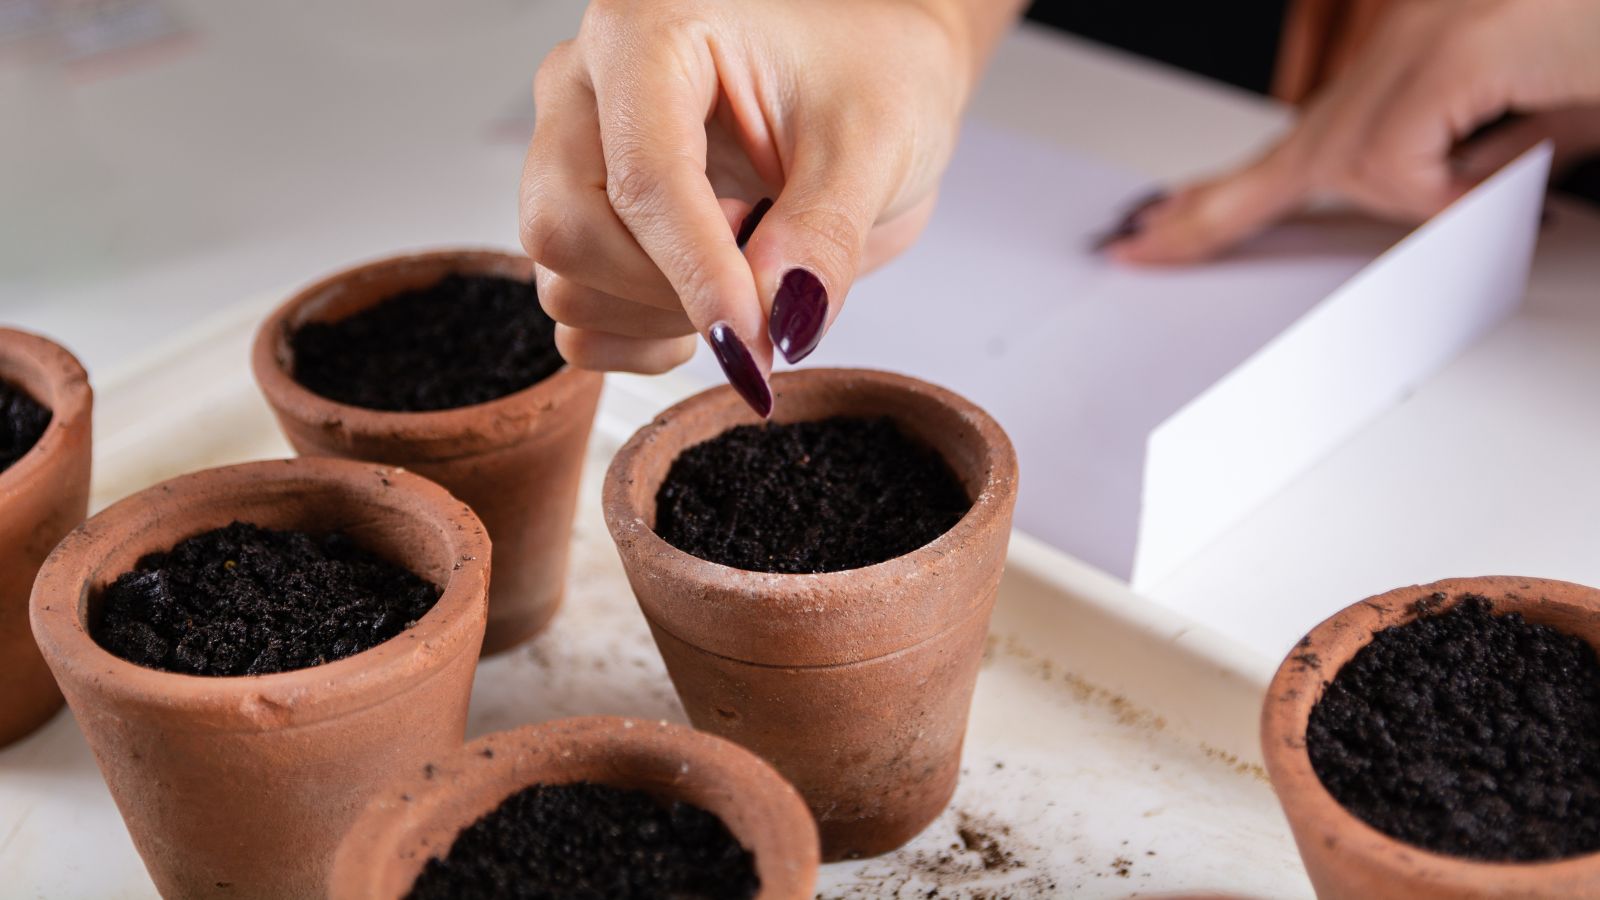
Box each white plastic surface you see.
[0,305,1311,898]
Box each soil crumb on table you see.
[93,521,440,676]
[655,416,971,573]
[405,781,758,900]
[1308,593,1600,861]
[291,273,562,411]
[815,809,1056,899]
[0,380,50,472]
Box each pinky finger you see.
[554,325,697,374]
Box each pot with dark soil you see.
[30,458,489,900]
[0,328,91,748]
[329,716,819,899]
[603,368,1018,860]
[1263,576,1600,899]
[252,248,602,654]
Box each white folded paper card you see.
[688,122,1551,586]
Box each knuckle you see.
[535,276,580,323]
[552,325,599,369]
[604,154,669,221]
[532,41,576,100]
[518,200,569,270]
[784,203,864,279]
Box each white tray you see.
[0,300,1314,898]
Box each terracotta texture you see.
[603,368,1018,860]
[1263,576,1600,899]
[0,328,91,748]
[252,248,602,654]
[329,716,820,900]
[30,458,489,900]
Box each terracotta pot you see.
[602,368,1018,860]
[30,458,489,900]
[252,248,602,655]
[329,716,820,900]
[1263,576,1600,899]
[0,328,91,748]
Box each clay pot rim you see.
[250,246,598,456]
[1262,575,1600,889]
[29,457,490,728]
[0,327,92,495]
[329,715,821,900]
[602,366,1018,587]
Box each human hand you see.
[1108,0,1600,265]
[520,0,1014,415]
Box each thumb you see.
[1109,149,1310,266]
[741,146,887,365]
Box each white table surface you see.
[4,2,1598,663]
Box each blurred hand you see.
[1110,0,1600,265]
[520,0,1018,414]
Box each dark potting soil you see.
[290,273,562,412]
[92,521,440,677]
[654,416,972,574]
[0,379,50,472]
[405,781,759,900]
[1307,593,1600,861]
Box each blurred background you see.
[6,0,1597,380]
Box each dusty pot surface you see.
[252,248,602,654]
[1263,576,1600,899]
[30,458,489,900]
[329,716,819,900]
[603,368,1018,860]
[0,327,91,748]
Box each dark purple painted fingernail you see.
[736,197,774,251]
[769,268,828,364]
[708,321,772,418]
[1091,189,1169,251]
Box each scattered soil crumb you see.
[814,809,1055,898]
[1198,744,1270,783]
[996,634,1167,733]
[955,812,1018,872]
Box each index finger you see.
[581,17,772,414]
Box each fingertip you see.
[735,197,774,251]
[1102,224,1207,267]
[768,267,828,364]
[707,321,773,418]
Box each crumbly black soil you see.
[405,782,759,900]
[1308,593,1600,861]
[290,273,562,412]
[0,379,50,472]
[92,521,440,677]
[654,416,972,574]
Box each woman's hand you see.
[1109,0,1600,265]
[520,0,1019,415]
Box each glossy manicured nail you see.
[736,197,774,251]
[1091,190,1168,251]
[708,321,772,418]
[769,268,828,364]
